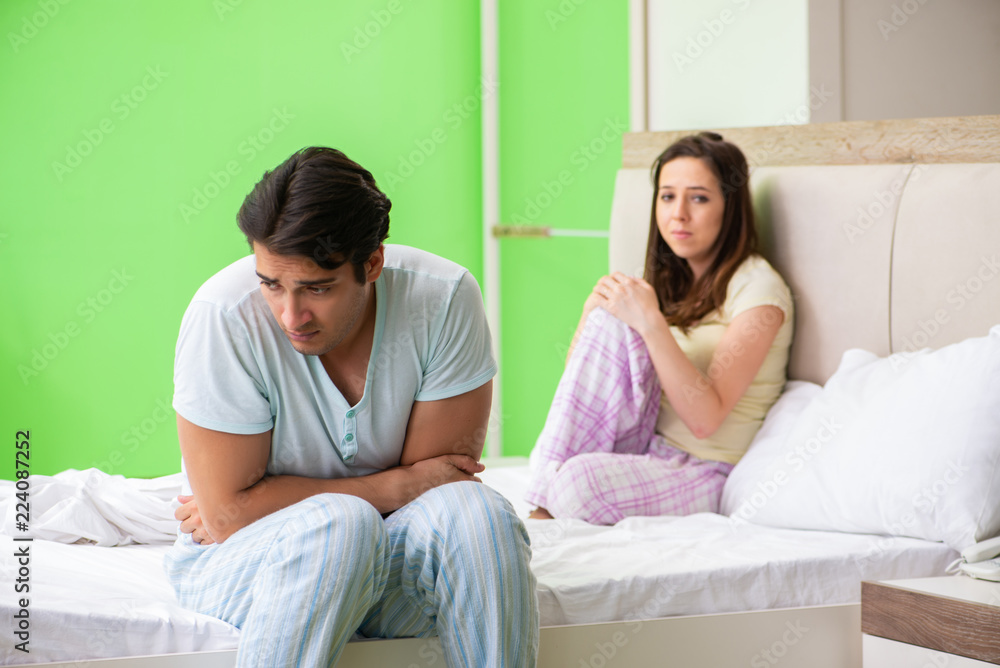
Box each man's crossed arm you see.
[176,380,493,544]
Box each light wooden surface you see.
[864,636,999,668]
[623,114,1000,168]
[880,576,1000,607]
[861,579,1000,665]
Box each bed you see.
[4,114,1000,667]
[0,464,962,667]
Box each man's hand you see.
[177,380,494,543]
[175,494,216,546]
[175,454,483,544]
[403,454,484,501]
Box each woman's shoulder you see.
[723,254,793,318]
[731,253,784,282]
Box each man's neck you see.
[319,286,377,405]
[331,285,377,361]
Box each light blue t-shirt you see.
[172,244,496,480]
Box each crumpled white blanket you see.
[0,468,182,546]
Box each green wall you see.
[0,0,628,479]
[498,2,629,457]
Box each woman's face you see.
[655,156,726,279]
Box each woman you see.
[526,132,793,524]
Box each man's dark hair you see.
[237,147,391,282]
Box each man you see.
[164,147,538,667]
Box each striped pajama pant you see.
[526,307,733,525]
[164,481,538,667]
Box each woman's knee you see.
[579,308,634,349]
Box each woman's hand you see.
[592,272,662,336]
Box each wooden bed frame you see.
[20,114,1000,668]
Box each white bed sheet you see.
[482,465,958,625]
[0,536,240,664]
[0,464,958,664]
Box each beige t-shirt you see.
[655,254,794,464]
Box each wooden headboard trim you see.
[623,114,1000,169]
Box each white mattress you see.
[0,464,958,664]
[0,536,240,664]
[484,465,958,625]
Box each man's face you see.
[252,242,382,357]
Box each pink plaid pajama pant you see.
[526,308,733,525]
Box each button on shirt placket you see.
[341,409,358,463]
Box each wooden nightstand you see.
[862,576,1000,666]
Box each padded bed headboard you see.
[610,115,1000,385]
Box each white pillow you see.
[720,325,1000,552]
[718,379,822,510]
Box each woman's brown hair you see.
[643,132,758,333]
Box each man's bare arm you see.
[398,380,493,465]
[177,415,481,544]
